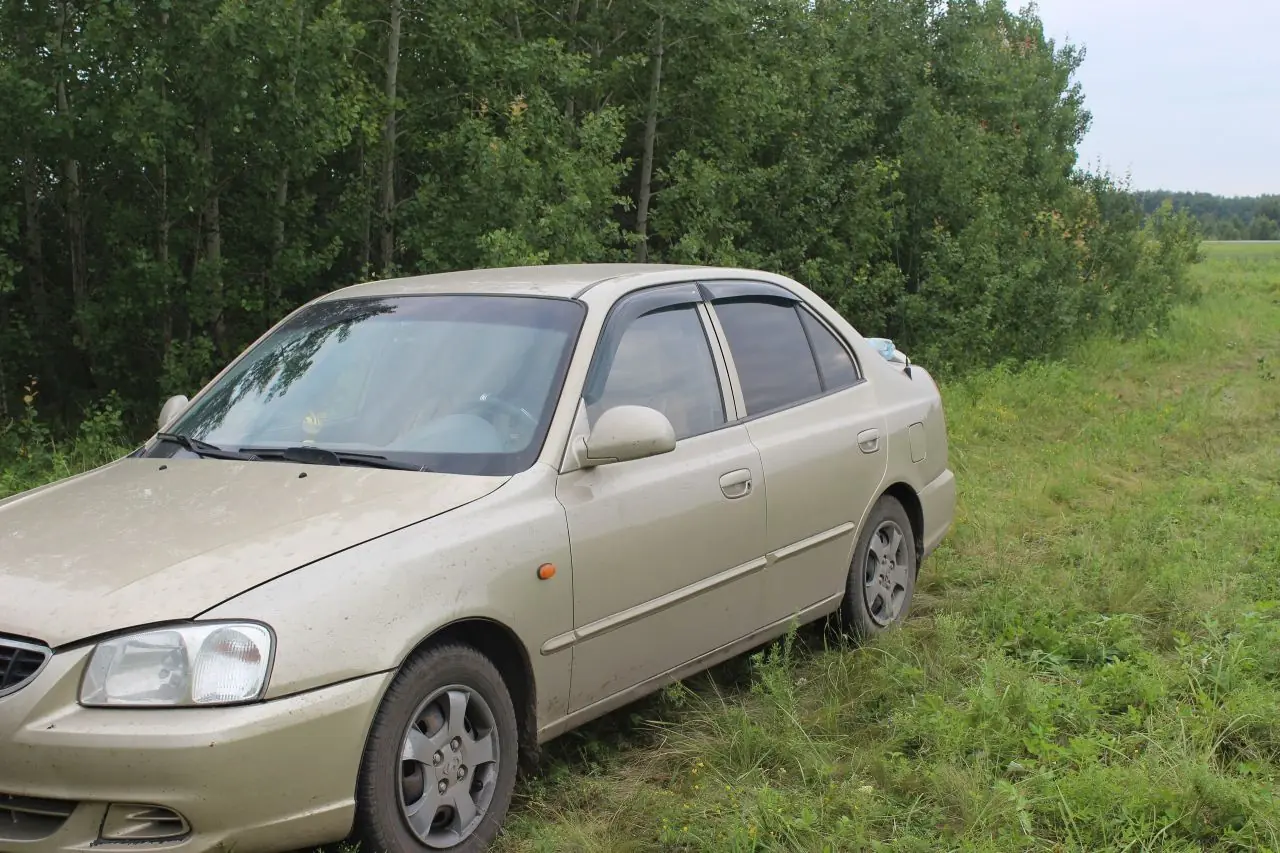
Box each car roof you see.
[320,263,725,302]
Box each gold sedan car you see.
[0,264,954,853]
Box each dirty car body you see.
[0,264,956,853]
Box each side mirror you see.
[581,405,676,467]
[158,395,190,431]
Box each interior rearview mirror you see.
[581,405,676,467]
[158,395,190,431]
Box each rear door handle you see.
[857,428,881,453]
[719,469,753,499]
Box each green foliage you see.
[0,0,1202,425]
[0,380,131,499]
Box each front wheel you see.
[840,496,917,640]
[355,644,519,852]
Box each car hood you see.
[0,458,506,647]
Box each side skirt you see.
[535,591,844,743]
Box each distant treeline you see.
[1135,192,1280,241]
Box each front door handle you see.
[857,428,881,454]
[719,469,753,499]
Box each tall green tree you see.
[0,0,1201,425]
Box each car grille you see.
[0,637,51,698]
[0,793,77,841]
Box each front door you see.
[556,286,767,713]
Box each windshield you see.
[156,294,586,476]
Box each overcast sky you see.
[1031,0,1279,197]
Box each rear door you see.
[704,280,888,623]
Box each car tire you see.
[840,495,917,640]
[354,643,519,853]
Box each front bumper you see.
[0,646,391,853]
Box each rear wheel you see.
[355,644,519,852]
[840,495,917,640]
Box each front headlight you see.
[80,623,274,708]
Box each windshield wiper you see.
[240,445,424,472]
[155,432,261,462]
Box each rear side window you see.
[798,308,861,391]
[713,298,821,415]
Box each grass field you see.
[2,244,1277,851]
[494,242,1280,852]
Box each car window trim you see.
[696,301,743,424]
[700,299,746,421]
[571,277,871,450]
[579,282,735,442]
[580,283,702,407]
[796,302,833,394]
[725,378,868,424]
[795,303,864,387]
[696,279,864,370]
[697,278,799,302]
[699,283,868,425]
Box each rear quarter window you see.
[798,308,861,391]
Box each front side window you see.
[156,295,585,476]
[586,305,725,440]
[713,297,822,415]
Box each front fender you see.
[200,464,574,729]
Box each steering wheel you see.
[460,393,539,444]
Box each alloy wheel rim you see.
[863,520,909,627]
[398,684,500,848]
